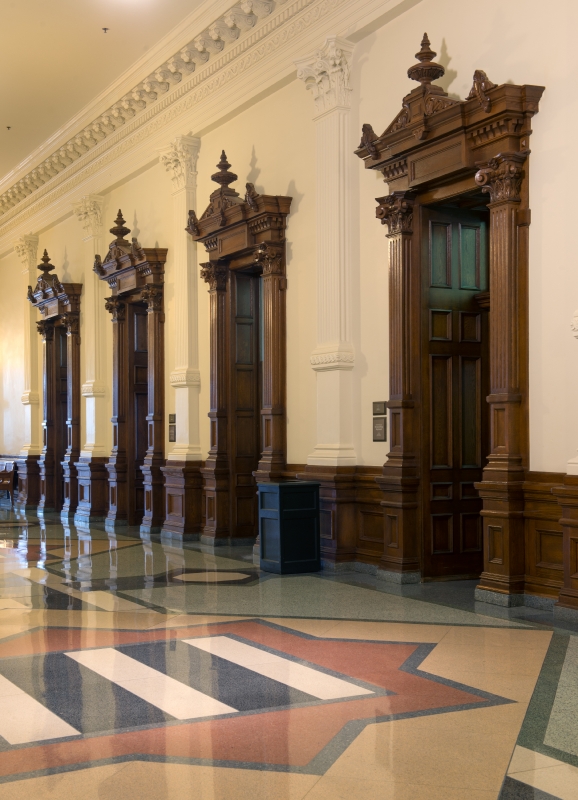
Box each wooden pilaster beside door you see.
[37,319,56,513]
[104,297,128,527]
[375,192,421,582]
[60,312,81,518]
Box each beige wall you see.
[0,0,576,473]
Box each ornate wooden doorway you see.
[187,152,291,546]
[356,34,543,586]
[96,212,167,533]
[27,251,81,516]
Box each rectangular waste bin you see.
[258,481,321,574]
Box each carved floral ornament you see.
[141,284,163,312]
[200,261,229,291]
[72,195,104,237]
[376,192,415,236]
[474,152,526,204]
[104,296,126,322]
[159,136,200,191]
[36,319,55,340]
[295,36,354,114]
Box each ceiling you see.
[0,0,204,181]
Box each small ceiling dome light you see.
[102,27,109,33]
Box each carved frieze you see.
[375,192,415,235]
[474,152,526,203]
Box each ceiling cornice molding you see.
[0,0,410,254]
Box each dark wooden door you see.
[129,304,149,525]
[421,206,489,579]
[229,271,261,540]
[55,325,68,511]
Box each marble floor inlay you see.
[0,506,574,799]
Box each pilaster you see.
[158,136,203,538]
[295,36,358,564]
[72,195,108,524]
[474,153,528,603]
[14,235,41,506]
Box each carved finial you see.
[211,151,238,189]
[407,33,444,87]
[37,249,53,277]
[109,209,131,245]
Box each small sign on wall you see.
[372,401,387,442]
[168,414,176,443]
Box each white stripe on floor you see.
[66,648,237,720]
[0,674,79,744]
[183,636,373,700]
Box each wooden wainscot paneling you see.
[524,472,565,598]
[552,475,578,613]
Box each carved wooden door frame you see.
[27,250,81,516]
[95,212,167,533]
[187,152,291,546]
[356,35,543,595]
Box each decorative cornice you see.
[376,191,415,235]
[474,151,527,204]
[14,234,39,272]
[0,0,294,222]
[170,368,202,388]
[72,195,105,238]
[159,135,201,192]
[295,35,354,115]
[310,342,354,371]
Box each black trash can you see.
[258,481,321,574]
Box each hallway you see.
[0,506,575,798]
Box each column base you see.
[15,455,40,507]
[75,456,108,524]
[160,462,203,540]
[200,535,256,549]
[553,601,578,622]
[474,587,524,607]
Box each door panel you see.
[55,326,68,511]
[128,305,148,525]
[422,206,489,579]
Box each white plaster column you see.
[72,195,108,458]
[159,135,202,460]
[296,37,357,466]
[14,235,41,456]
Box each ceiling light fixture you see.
[102,27,109,33]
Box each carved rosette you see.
[475,152,526,203]
[200,262,228,291]
[376,192,416,235]
[141,285,163,313]
[253,243,284,276]
[36,319,55,340]
[104,297,126,322]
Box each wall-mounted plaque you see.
[168,425,176,442]
[373,401,387,416]
[169,414,176,424]
[372,416,387,442]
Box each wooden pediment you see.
[186,151,291,267]
[94,210,167,296]
[355,33,544,191]
[27,250,81,320]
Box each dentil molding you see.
[159,135,201,192]
[295,35,354,115]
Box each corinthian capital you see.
[200,262,228,291]
[14,234,39,273]
[159,135,201,191]
[295,36,355,116]
[376,192,416,235]
[72,195,105,238]
[475,152,526,204]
